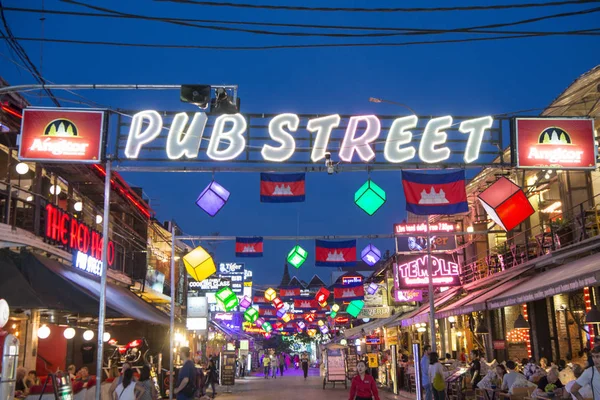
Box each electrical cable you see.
[155,0,600,13]
[4,27,600,51]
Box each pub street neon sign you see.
[45,204,115,277]
[394,254,460,289]
[124,112,494,164]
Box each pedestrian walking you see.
[263,354,271,379]
[271,354,279,379]
[205,360,218,398]
[421,345,432,400]
[114,369,145,400]
[301,352,309,380]
[279,354,285,376]
[173,347,196,400]
[348,360,380,400]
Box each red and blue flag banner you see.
[280,288,301,298]
[235,237,263,257]
[402,170,468,215]
[315,239,357,267]
[260,173,306,203]
[334,284,365,301]
[253,296,269,304]
[294,299,320,311]
[260,308,277,317]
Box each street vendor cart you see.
[322,344,348,389]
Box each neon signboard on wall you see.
[394,222,455,234]
[394,254,461,289]
[121,112,495,165]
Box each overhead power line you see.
[155,0,600,12]
[4,28,600,51]
[29,1,595,39]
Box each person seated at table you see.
[67,365,77,381]
[565,364,592,400]
[75,367,91,387]
[495,365,507,387]
[26,370,40,388]
[534,368,565,398]
[502,361,521,391]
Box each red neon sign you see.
[394,254,460,289]
[45,204,115,267]
[394,222,455,235]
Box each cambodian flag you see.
[235,237,263,257]
[294,299,320,311]
[334,284,365,301]
[402,170,468,215]
[315,240,356,267]
[260,173,305,203]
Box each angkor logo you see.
[44,119,79,137]
[538,127,572,145]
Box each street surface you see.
[206,367,415,400]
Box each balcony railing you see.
[460,192,600,285]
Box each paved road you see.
[203,367,412,400]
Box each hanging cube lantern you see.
[272,297,284,310]
[330,310,338,319]
[317,320,325,327]
[274,322,283,331]
[262,321,272,333]
[315,287,330,304]
[255,317,265,328]
[319,301,328,309]
[264,288,277,302]
[478,177,534,232]
[239,295,252,309]
[287,245,308,268]
[264,332,271,339]
[276,308,287,319]
[331,304,340,313]
[296,326,303,333]
[282,313,292,323]
[297,321,306,330]
[320,325,329,335]
[366,282,379,295]
[182,245,216,282]
[305,313,315,323]
[216,287,239,311]
[354,179,386,216]
[195,180,231,217]
[307,329,316,337]
[361,244,382,266]
[347,300,365,318]
[244,307,259,323]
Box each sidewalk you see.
[380,388,417,400]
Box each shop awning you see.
[26,252,170,325]
[488,252,600,309]
[210,320,253,341]
[435,271,534,319]
[399,287,461,327]
[0,250,46,309]
[343,311,407,339]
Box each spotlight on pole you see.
[180,85,212,109]
[210,88,240,115]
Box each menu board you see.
[220,351,236,386]
[326,348,346,381]
[346,347,358,379]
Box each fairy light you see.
[522,304,532,357]
[584,287,594,347]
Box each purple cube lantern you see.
[239,295,252,309]
[297,321,306,330]
[366,282,379,295]
[361,244,382,266]
[276,308,287,319]
[196,180,230,217]
[319,325,329,335]
[255,317,265,328]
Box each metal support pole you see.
[169,224,176,400]
[413,343,422,400]
[427,218,436,352]
[391,344,398,395]
[95,160,111,400]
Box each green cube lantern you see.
[216,287,239,311]
[262,321,273,333]
[244,307,259,323]
[354,179,386,216]
[287,245,308,269]
[346,300,365,318]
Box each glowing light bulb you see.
[15,162,29,175]
[74,201,83,212]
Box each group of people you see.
[260,352,310,379]
[419,345,600,400]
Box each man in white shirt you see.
[570,347,600,400]
[502,361,521,391]
[566,364,593,400]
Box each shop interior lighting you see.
[514,314,530,329]
[195,180,230,217]
[448,316,456,323]
[63,327,76,340]
[96,215,103,224]
[340,339,347,346]
[466,226,474,233]
[541,201,562,214]
[456,331,463,337]
[26,195,33,202]
[361,245,382,266]
[83,329,94,341]
[49,185,61,195]
[182,245,216,283]
[287,245,308,268]
[74,201,83,212]
[362,318,370,323]
[103,332,111,342]
[37,324,51,339]
[354,179,386,216]
[15,162,29,175]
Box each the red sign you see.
[365,335,381,345]
[19,108,106,163]
[334,316,350,324]
[514,118,596,170]
[45,204,114,269]
[492,340,506,350]
[394,254,461,289]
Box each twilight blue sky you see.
[1,0,597,285]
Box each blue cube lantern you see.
[196,180,230,217]
[255,317,265,328]
[366,282,379,295]
[276,308,287,319]
[361,244,382,266]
